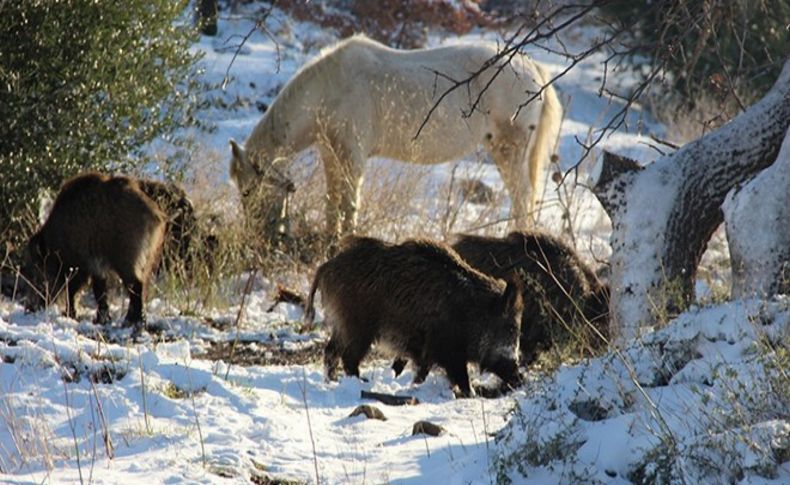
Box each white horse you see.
[230,34,562,236]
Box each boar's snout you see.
[484,354,522,390]
[20,283,44,313]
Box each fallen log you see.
[360,390,419,406]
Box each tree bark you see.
[593,60,790,340]
[724,130,790,298]
[198,0,218,36]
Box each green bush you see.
[0,0,203,251]
[601,0,789,103]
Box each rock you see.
[568,399,609,422]
[412,421,443,436]
[349,404,387,421]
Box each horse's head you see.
[229,139,296,242]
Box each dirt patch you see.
[195,340,324,367]
[195,339,397,368]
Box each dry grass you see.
[648,90,745,146]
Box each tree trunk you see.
[724,130,790,298]
[198,0,218,36]
[592,60,790,340]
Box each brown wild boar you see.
[452,231,610,365]
[304,236,524,397]
[393,231,609,377]
[20,173,166,328]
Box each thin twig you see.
[224,269,257,381]
[62,374,84,485]
[299,368,320,485]
[90,379,114,459]
[221,2,279,90]
[413,1,608,141]
[186,364,207,468]
[138,349,151,435]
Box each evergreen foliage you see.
[0,0,203,250]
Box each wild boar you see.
[136,178,221,277]
[304,235,523,397]
[452,231,610,365]
[20,172,166,328]
[135,179,196,272]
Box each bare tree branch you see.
[221,2,279,91]
[413,1,608,141]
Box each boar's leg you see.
[340,340,369,379]
[324,335,342,381]
[412,362,432,384]
[64,271,89,320]
[392,357,408,377]
[92,276,111,325]
[392,358,432,384]
[338,320,375,379]
[443,360,473,398]
[519,328,543,366]
[122,278,146,326]
[325,325,374,381]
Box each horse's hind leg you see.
[488,127,534,228]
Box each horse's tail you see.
[301,264,323,332]
[527,62,563,219]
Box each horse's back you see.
[328,38,544,161]
[282,35,552,162]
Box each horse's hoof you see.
[123,319,146,339]
[94,312,111,326]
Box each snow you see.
[607,160,678,336]
[495,298,789,483]
[725,130,790,298]
[6,296,782,483]
[2,3,787,484]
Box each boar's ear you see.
[502,277,524,312]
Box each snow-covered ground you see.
[1,3,787,484]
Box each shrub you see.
[0,0,203,252]
[601,0,789,104]
[276,0,491,48]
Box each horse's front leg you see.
[322,161,344,237]
[320,143,363,237]
[338,157,363,235]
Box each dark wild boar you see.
[136,179,197,272]
[304,236,523,397]
[20,173,166,328]
[136,178,220,276]
[452,231,610,365]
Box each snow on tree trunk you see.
[593,60,790,341]
[724,129,790,298]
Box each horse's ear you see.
[229,139,248,184]
[230,139,245,162]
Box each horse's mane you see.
[275,35,374,108]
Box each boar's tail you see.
[301,266,323,332]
